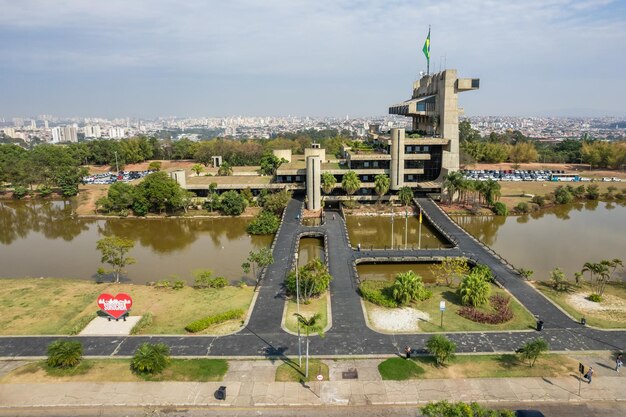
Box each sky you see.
[1,0,626,119]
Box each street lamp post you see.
[295,252,302,367]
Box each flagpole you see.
[427,25,430,75]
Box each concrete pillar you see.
[390,128,405,190]
[306,155,321,210]
[169,170,187,188]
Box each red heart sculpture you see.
[97,293,133,319]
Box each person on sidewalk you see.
[404,345,412,359]
[617,354,623,373]
[584,366,594,383]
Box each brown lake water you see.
[298,237,324,266]
[356,262,437,283]
[0,200,272,284]
[453,201,626,282]
[346,214,451,250]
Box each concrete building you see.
[108,127,125,139]
[172,69,478,206]
[84,125,101,138]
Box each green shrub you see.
[155,280,171,288]
[172,280,185,290]
[342,200,359,209]
[131,343,171,374]
[358,280,398,308]
[185,309,245,333]
[47,340,83,369]
[391,271,431,305]
[586,184,600,200]
[554,186,573,204]
[194,270,228,288]
[587,293,602,302]
[422,401,514,417]
[130,312,153,335]
[531,195,545,207]
[426,335,456,366]
[12,185,28,199]
[246,210,280,235]
[219,190,247,215]
[515,202,530,214]
[492,202,508,216]
[39,186,53,197]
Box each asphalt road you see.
[0,402,623,417]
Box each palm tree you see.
[458,272,491,307]
[191,164,204,176]
[392,270,427,305]
[373,174,390,203]
[218,162,233,176]
[293,313,324,377]
[341,171,361,200]
[482,179,501,207]
[442,171,464,205]
[398,186,414,206]
[321,172,336,204]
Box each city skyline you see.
[2,0,626,118]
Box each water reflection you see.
[298,237,324,266]
[357,262,437,283]
[0,200,272,284]
[453,201,626,282]
[346,215,451,250]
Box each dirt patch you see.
[567,292,626,323]
[368,305,429,332]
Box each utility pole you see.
[295,252,302,368]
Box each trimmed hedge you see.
[359,281,399,308]
[185,309,245,333]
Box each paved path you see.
[2,357,626,408]
[2,198,626,358]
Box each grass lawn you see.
[378,354,577,380]
[275,359,329,383]
[0,358,228,383]
[362,283,536,333]
[378,357,425,380]
[0,278,254,335]
[534,281,626,329]
[283,294,329,334]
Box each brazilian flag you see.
[422,28,430,62]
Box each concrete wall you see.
[390,128,405,190]
[169,170,187,188]
[306,155,321,210]
[304,147,326,161]
[272,149,292,163]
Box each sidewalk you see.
[1,358,625,408]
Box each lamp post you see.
[295,252,302,367]
[390,207,394,249]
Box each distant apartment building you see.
[84,125,102,138]
[51,125,78,143]
[2,128,17,138]
[108,127,125,139]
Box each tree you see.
[374,174,390,203]
[341,170,361,199]
[148,161,162,171]
[422,401,515,417]
[259,189,291,214]
[293,312,324,377]
[259,153,284,176]
[96,236,136,283]
[218,162,233,176]
[247,210,280,235]
[285,258,332,303]
[397,186,414,206]
[426,335,456,366]
[431,257,471,287]
[549,267,568,291]
[47,340,83,369]
[442,171,464,205]
[458,269,491,307]
[391,271,431,306]
[554,186,573,205]
[509,141,538,163]
[219,190,247,215]
[482,180,501,207]
[138,171,187,214]
[517,338,549,367]
[518,268,534,281]
[131,342,171,374]
[321,172,336,196]
[191,163,204,176]
[241,247,274,283]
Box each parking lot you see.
[461,169,622,182]
[82,170,153,185]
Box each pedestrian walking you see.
[617,354,623,373]
[333,214,336,221]
[357,243,361,252]
[404,345,411,359]
[584,366,594,383]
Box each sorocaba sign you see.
[97,293,133,319]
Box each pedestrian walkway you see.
[1,358,624,408]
